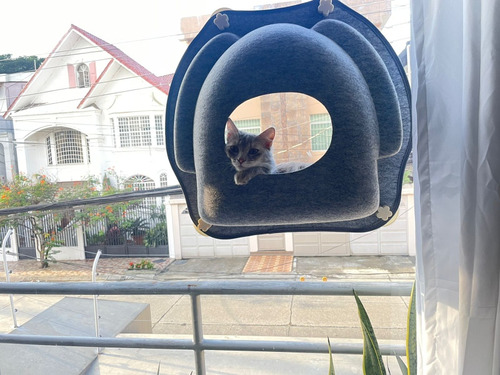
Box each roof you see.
[70,25,171,95]
[4,25,172,118]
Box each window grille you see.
[160,173,168,187]
[76,64,90,88]
[234,119,261,135]
[125,175,155,191]
[155,115,165,146]
[117,116,152,147]
[54,130,84,164]
[46,137,53,165]
[125,175,156,206]
[86,137,91,164]
[110,118,116,148]
[310,113,333,151]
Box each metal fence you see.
[0,280,413,375]
[14,213,78,248]
[84,202,167,246]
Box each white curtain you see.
[411,0,500,374]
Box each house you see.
[3,25,175,190]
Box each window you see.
[46,130,90,165]
[76,64,90,88]
[234,119,261,135]
[117,116,152,147]
[310,113,332,151]
[155,115,165,146]
[125,175,156,206]
[46,136,53,165]
[160,173,168,187]
[125,175,155,191]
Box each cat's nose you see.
[238,158,245,165]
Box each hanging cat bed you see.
[165,0,411,239]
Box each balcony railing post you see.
[1,228,18,328]
[190,293,206,375]
[92,250,102,353]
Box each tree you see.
[0,173,131,268]
[0,54,45,74]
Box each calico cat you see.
[225,119,309,185]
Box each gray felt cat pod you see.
[165,0,411,238]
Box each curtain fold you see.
[411,0,500,374]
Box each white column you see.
[165,196,183,259]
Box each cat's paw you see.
[234,173,250,185]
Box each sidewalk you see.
[1,254,415,282]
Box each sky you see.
[1,0,287,76]
[1,1,410,77]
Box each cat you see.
[225,118,309,185]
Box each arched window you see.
[125,175,156,206]
[76,64,90,88]
[46,129,90,165]
[125,175,155,190]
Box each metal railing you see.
[0,186,413,374]
[0,280,413,374]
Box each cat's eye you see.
[248,148,259,156]
[229,146,239,154]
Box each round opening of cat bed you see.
[227,92,333,171]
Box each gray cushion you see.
[165,0,411,238]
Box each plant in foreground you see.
[327,282,417,375]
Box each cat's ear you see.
[226,118,239,142]
[258,127,275,149]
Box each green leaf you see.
[407,282,417,375]
[353,290,386,375]
[327,337,336,375]
[395,354,408,375]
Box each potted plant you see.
[121,218,149,245]
[144,222,168,255]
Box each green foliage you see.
[0,54,45,74]
[0,171,133,267]
[395,355,408,375]
[0,174,58,208]
[128,259,155,270]
[144,222,168,247]
[121,217,150,237]
[407,282,417,374]
[403,169,413,184]
[327,286,417,375]
[327,337,336,375]
[354,291,386,375]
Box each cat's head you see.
[225,118,276,172]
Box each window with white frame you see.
[117,116,152,147]
[125,174,156,206]
[46,129,90,165]
[234,119,261,135]
[155,115,165,146]
[160,173,168,187]
[76,64,90,88]
[113,115,166,148]
[125,175,155,191]
[310,113,333,151]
